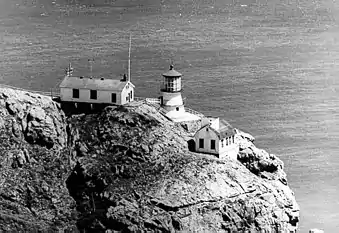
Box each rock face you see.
[0,87,300,232]
[0,88,76,232]
[0,88,67,148]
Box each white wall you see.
[162,92,184,108]
[121,84,134,105]
[218,136,239,160]
[165,105,185,112]
[194,126,219,155]
[60,87,124,104]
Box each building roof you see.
[218,120,237,139]
[195,119,236,139]
[59,76,134,91]
[162,65,182,77]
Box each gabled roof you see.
[195,119,236,139]
[59,76,134,91]
[218,120,237,139]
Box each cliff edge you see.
[0,87,299,232]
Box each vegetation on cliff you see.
[0,87,299,232]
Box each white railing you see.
[145,98,161,104]
[144,101,173,121]
[0,83,60,98]
[134,97,161,104]
[185,107,204,118]
[134,97,146,102]
[156,105,168,115]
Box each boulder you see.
[237,130,286,182]
[0,87,67,148]
[28,106,46,122]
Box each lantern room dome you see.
[162,65,182,77]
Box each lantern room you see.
[161,65,182,92]
[160,65,184,112]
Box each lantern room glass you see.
[164,77,181,92]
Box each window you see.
[226,138,228,146]
[176,107,179,111]
[221,139,224,148]
[72,89,79,98]
[232,135,235,143]
[199,138,204,148]
[173,78,178,91]
[211,140,216,150]
[130,90,133,100]
[165,78,175,92]
[111,93,117,103]
[90,90,97,100]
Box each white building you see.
[194,117,239,160]
[59,74,135,105]
[160,65,201,122]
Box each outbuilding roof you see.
[195,119,236,139]
[218,120,237,139]
[162,65,182,77]
[59,76,134,91]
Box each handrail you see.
[135,97,161,104]
[145,98,161,104]
[143,101,173,121]
[0,83,60,98]
[134,97,146,102]
[185,107,204,118]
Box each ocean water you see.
[0,0,339,231]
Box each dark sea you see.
[1,0,338,231]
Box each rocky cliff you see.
[0,87,299,232]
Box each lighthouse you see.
[160,65,185,112]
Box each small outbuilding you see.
[59,74,135,105]
[194,117,239,160]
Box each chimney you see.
[121,74,127,82]
[202,117,219,130]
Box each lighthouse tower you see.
[160,65,184,112]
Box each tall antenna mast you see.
[170,51,174,67]
[128,33,132,82]
[88,58,94,78]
